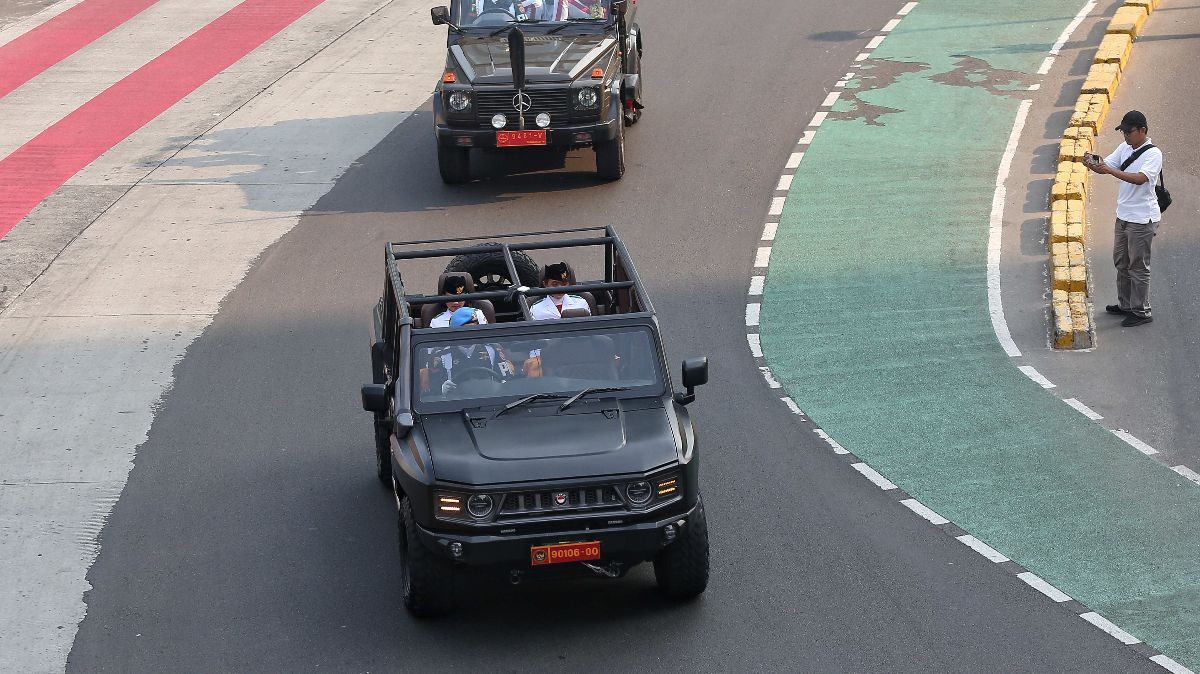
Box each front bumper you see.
[416,500,698,566]
[435,118,619,149]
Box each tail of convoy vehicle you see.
[428,0,644,183]
[360,227,709,616]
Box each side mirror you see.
[361,383,388,413]
[430,6,450,25]
[674,357,708,405]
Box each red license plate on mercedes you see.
[530,541,601,566]
[497,130,547,147]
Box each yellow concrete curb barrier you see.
[1049,0,1157,349]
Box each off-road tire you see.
[653,498,710,600]
[374,415,392,486]
[444,245,541,320]
[595,118,625,181]
[398,496,455,617]
[438,145,470,184]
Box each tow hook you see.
[509,569,523,585]
[582,561,623,578]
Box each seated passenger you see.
[530,262,592,320]
[430,275,489,327]
[472,0,543,21]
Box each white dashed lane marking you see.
[776,174,793,191]
[956,535,1010,563]
[1080,612,1142,645]
[900,498,948,525]
[748,275,765,296]
[761,222,777,241]
[821,91,841,107]
[1112,429,1159,456]
[753,246,772,268]
[745,303,760,327]
[1172,465,1200,486]
[1063,397,1103,420]
[747,333,763,358]
[852,463,897,491]
[1017,365,1055,389]
[785,152,804,169]
[1017,572,1073,602]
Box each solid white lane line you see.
[747,333,763,358]
[761,222,778,241]
[865,35,886,50]
[852,463,897,490]
[785,152,804,169]
[1017,571,1072,602]
[813,429,849,454]
[749,275,765,296]
[754,246,773,268]
[987,98,1031,358]
[882,18,901,32]
[1050,0,1097,55]
[1172,465,1200,486]
[1063,397,1103,420]
[776,174,793,191]
[901,498,948,525]
[760,367,782,389]
[822,91,841,107]
[809,111,828,127]
[768,196,785,216]
[1150,654,1196,674]
[745,303,761,327]
[1112,430,1159,456]
[956,535,1010,563]
[1017,365,1055,389]
[1080,612,1142,645]
[780,397,803,416]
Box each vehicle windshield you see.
[450,0,610,26]
[413,326,662,412]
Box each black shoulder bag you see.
[1119,144,1172,213]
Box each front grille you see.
[498,485,623,519]
[475,88,571,129]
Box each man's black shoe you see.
[1106,304,1131,315]
[1121,314,1153,327]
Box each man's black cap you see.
[543,262,570,283]
[1115,110,1148,132]
[442,274,468,295]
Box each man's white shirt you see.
[1105,138,1163,223]
[430,307,488,328]
[531,294,591,320]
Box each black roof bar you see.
[389,236,614,261]
[408,281,637,307]
[390,226,609,248]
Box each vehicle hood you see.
[452,34,615,84]
[422,400,679,485]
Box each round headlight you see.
[448,90,470,112]
[626,481,652,505]
[576,87,598,109]
[467,493,494,519]
[535,112,551,128]
[491,113,507,129]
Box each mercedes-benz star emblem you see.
[512,92,532,113]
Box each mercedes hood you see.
[451,34,616,84]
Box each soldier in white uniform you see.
[530,262,591,320]
[430,275,489,328]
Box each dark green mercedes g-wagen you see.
[428,0,644,183]
[361,227,708,616]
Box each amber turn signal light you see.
[591,67,604,78]
[443,71,456,83]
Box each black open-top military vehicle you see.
[361,227,708,616]
[428,0,644,183]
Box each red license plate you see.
[497,130,547,147]
[530,540,601,566]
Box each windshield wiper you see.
[546,18,602,34]
[489,393,570,420]
[558,386,631,412]
[488,18,544,37]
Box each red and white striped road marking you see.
[0,0,329,241]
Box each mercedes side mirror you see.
[674,357,708,406]
[361,383,388,413]
[431,6,450,25]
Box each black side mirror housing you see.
[431,6,450,25]
[361,383,388,413]
[674,357,708,405]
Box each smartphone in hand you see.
[1084,152,1102,165]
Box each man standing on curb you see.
[1085,110,1163,328]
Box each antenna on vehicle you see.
[509,26,526,130]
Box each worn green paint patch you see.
[761,0,1200,667]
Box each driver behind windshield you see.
[471,0,543,21]
[432,310,518,395]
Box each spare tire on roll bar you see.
[443,244,541,322]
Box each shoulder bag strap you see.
[1119,143,1155,171]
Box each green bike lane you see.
[761,0,1200,668]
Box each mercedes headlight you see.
[448,90,471,113]
[625,481,652,505]
[574,87,599,110]
[467,493,494,519]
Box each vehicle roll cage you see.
[384,225,654,324]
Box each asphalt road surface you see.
[0,0,1165,671]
